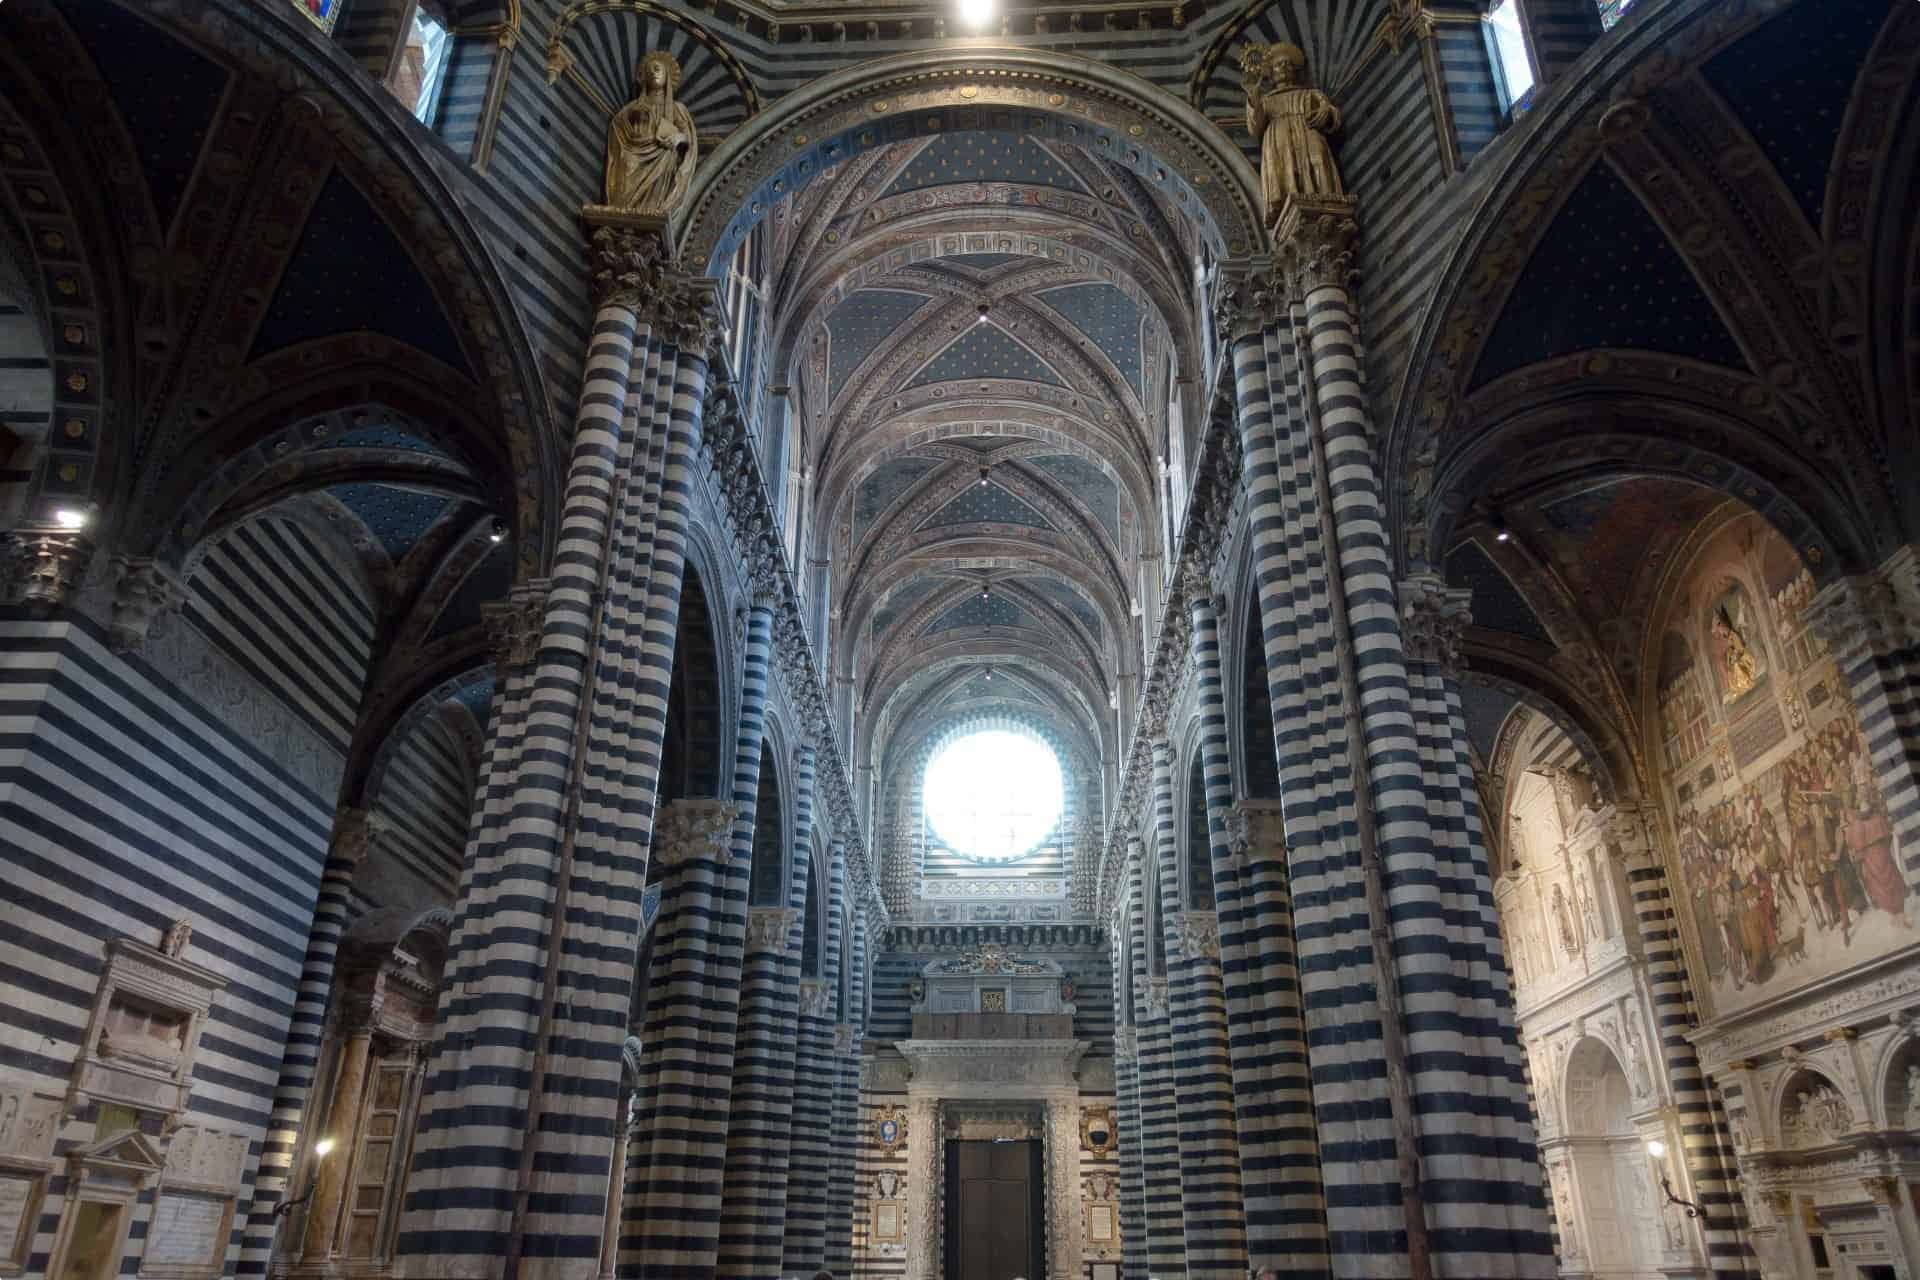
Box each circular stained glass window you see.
[922,728,1064,863]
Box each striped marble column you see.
[1809,549,1920,892]
[1221,799,1321,1273]
[716,685,808,1278]
[1607,803,1756,1280]
[1279,199,1549,1275]
[1151,737,1247,1280]
[1398,575,1550,1263]
[824,884,866,1276]
[623,587,775,1278]
[1112,1023,1148,1280]
[235,807,382,1274]
[397,222,726,1278]
[1224,278,1412,1278]
[1127,838,1185,1276]
[785,821,846,1270]
[1186,579,1325,1274]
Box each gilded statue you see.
[1711,602,1760,701]
[604,50,697,216]
[1240,42,1345,220]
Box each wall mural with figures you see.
[1654,514,1914,1018]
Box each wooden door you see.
[945,1140,1043,1280]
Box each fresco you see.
[1659,516,1915,1016]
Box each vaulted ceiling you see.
[771,129,1212,880]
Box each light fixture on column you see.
[955,0,996,30]
[975,300,992,325]
[1644,1140,1700,1219]
[1488,507,1512,543]
[488,517,507,543]
[53,506,90,530]
[273,1137,338,1218]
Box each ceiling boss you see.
[605,50,698,216]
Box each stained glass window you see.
[1598,0,1639,31]
[922,728,1063,863]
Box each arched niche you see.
[1551,1036,1664,1277]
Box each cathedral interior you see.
[1,0,1918,1278]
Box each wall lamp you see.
[1644,1140,1701,1219]
[273,1137,337,1218]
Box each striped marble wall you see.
[868,925,1114,1051]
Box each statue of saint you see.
[604,51,697,216]
[1241,42,1345,219]
[1711,603,1760,701]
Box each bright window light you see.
[923,729,1063,863]
[955,0,997,30]
[1486,0,1536,112]
[392,6,454,125]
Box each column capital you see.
[1809,568,1915,664]
[1225,800,1287,864]
[834,1022,857,1055]
[1145,977,1169,1019]
[331,806,386,868]
[3,527,93,613]
[1112,1026,1137,1060]
[1212,264,1289,342]
[1272,194,1360,300]
[1399,572,1472,673]
[745,906,799,954]
[581,208,720,350]
[108,556,186,654]
[652,798,738,868]
[800,978,835,1018]
[483,579,549,671]
[1173,910,1221,960]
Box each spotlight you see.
[1489,508,1511,543]
[314,1137,336,1158]
[53,507,89,530]
[976,301,991,325]
[1646,1139,1701,1219]
[955,0,996,29]
[488,517,507,544]
[984,669,993,680]
[1645,1140,1666,1159]
[980,584,990,601]
[979,466,990,488]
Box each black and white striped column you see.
[624,584,774,1278]
[398,224,720,1279]
[785,822,844,1270]
[824,858,865,1277]
[1608,803,1756,1280]
[1188,580,1325,1275]
[1225,289,1412,1277]
[1126,837,1185,1275]
[717,674,806,1279]
[1151,736,1247,1280]
[236,807,382,1274]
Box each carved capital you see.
[746,906,798,954]
[799,978,835,1018]
[1144,977,1169,1019]
[1272,194,1360,300]
[581,212,720,350]
[1398,572,1472,672]
[1808,572,1913,664]
[1212,266,1288,342]
[835,1021,857,1055]
[108,556,185,653]
[747,541,785,611]
[1174,910,1221,960]
[651,798,738,868]
[331,806,384,867]
[4,528,93,612]
[1112,1026,1137,1060]
[483,580,549,671]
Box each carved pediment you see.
[67,1129,165,1183]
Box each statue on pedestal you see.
[1241,42,1345,223]
[604,51,697,216]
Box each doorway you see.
[945,1140,1045,1280]
[58,1202,126,1280]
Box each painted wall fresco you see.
[1655,514,1914,1017]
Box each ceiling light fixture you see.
[1489,508,1511,543]
[979,465,990,488]
[53,507,89,530]
[955,0,996,30]
[488,517,508,543]
[976,301,991,325]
